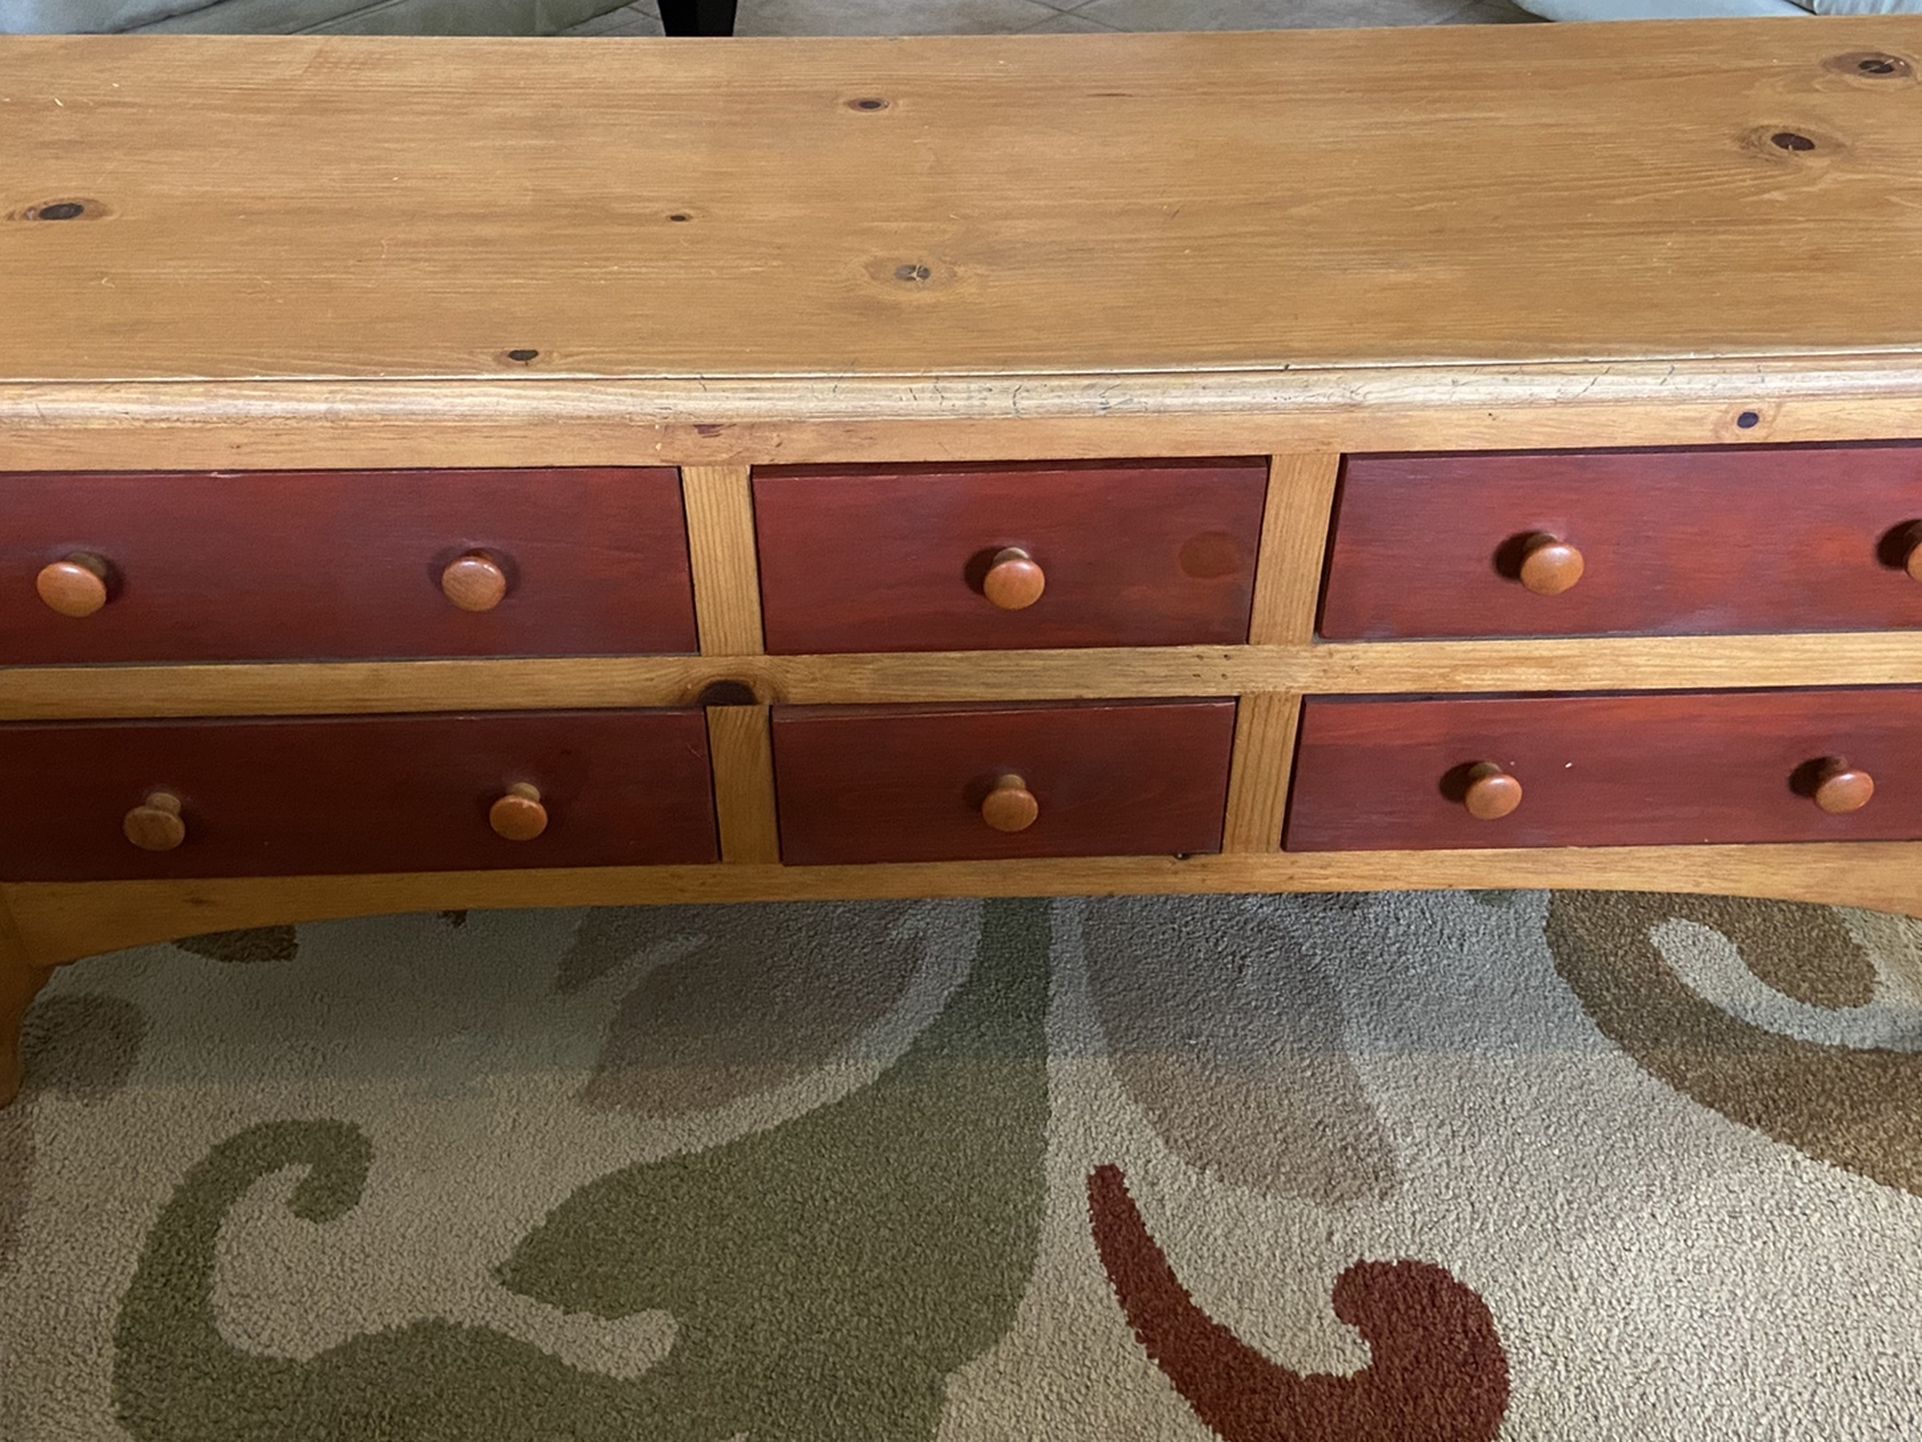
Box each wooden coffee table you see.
[5,20,1922,1104]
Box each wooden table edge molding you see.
[7,359,1922,470]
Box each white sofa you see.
[1519,0,1920,16]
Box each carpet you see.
[3,889,1921,1439]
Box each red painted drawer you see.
[1287,688,1922,852]
[0,467,697,662]
[753,459,1269,654]
[1320,443,1922,640]
[0,710,717,881]
[772,699,1237,864]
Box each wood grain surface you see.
[754,459,1267,653]
[6,632,1922,719]
[8,369,1922,476]
[1322,443,1922,639]
[0,467,697,662]
[0,710,718,881]
[1287,687,1922,852]
[1248,454,1342,647]
[1211,449,1323,854]
[706,704,781,864]
[1221,692,1301,854]
[9,24,1922,385]
[771,700,1236,865]
[681,465,764,656]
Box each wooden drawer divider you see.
[682,464,782,865]
[1222,452,1340,853]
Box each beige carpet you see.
[4,890,1921,1439]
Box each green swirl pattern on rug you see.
[111,899,1049,1441]
[1548,892,1922,1196]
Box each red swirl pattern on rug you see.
[1088,1165,1510,1441]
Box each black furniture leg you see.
[658,0,737,35]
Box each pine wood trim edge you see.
[10,841,1922,968]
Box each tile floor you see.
[566,0,1538,37]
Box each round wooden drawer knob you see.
[1462,762,1523,821]
[441,552,509,613]
[1518,534,1585,597]
[1902,525,1922,583]
[1812,757,1875,816]
[36,553,111,618]
[489,782,548,841]
[124,791,186,852]
[983,548,1045,611]
[981,773,1040,833]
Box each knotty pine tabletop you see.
[4,20,1922,387]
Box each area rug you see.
[4,889,1921,1439]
